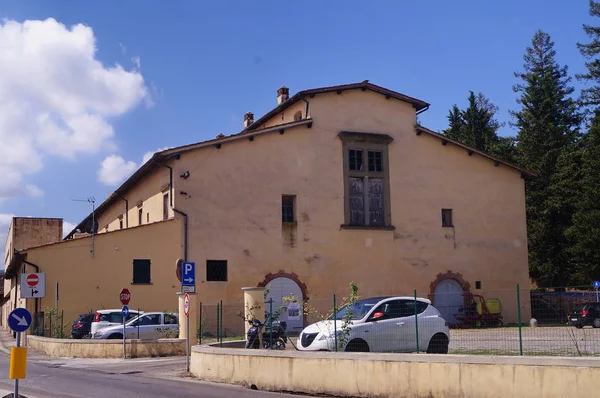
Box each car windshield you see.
[328,297,387,321]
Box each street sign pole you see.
[184,293,190,373]
[8,307,32,398]
[119,289,131,360]
[594,281,600,302]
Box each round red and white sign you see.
[26,274,39,287]
[183,293,190,317]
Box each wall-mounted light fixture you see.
[180,171,190,179]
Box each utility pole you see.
[72,197,96,258]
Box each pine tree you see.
[568,1,600,284]
[511,30,581,287]
[443,92,517,162]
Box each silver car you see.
[92,312,179,340]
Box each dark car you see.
[71,313,93,339]
[569,302,600,328]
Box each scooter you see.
[245,317,287,349]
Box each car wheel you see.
[593,318,600,328]
[426,333,449,354]
[344,339,370,352]
[108,333,123,339]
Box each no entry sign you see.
[26,274,39,287]
[120,288,131,305]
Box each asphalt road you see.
[0,354,315,398]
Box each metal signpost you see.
[184,293,190,372]
[594,281,600,302]
[20,273,46,299]
[7,307,32,398]
[181,261,196,293]
[120,289,131,359]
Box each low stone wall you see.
[191,345,600,398]
[27,336,186,358]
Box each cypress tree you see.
[511,30,581,287]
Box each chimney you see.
[244,112,254,128]
[277,86,289,105]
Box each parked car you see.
[71,313,94,339]
[91,312,179,340]
[90,309,143,336]
[569,302,600,328]
[297,296,450,353]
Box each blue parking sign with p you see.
[182,261,195,286]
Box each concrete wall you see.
[191,345,600,398]
[169,89,529,323]
[28,335,185,358]
[1,219,182,332]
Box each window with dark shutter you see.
[206,260,227,282]
[442,209,453,227]
[132,259,151,284]
[339,132,393,229]
[282,195,295,223]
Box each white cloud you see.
[0,18,150,200]
[0,213,16,250]
[98,147,172,187]
[97,155,138,186]
[62,221,77,238]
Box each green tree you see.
[567,1,600,284]
[511,30,582,287]
[443,92,517,162]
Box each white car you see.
[90,309,143,336]
[297,296,450,353]
[92,312,179,340]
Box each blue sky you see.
[0,0,594,242]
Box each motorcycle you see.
[245,317,287,349]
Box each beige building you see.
[3,81,533,335]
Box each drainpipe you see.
[153,157,188,261]
[22,259,40,332]
[120,197,129,227]
[301,97,310,118]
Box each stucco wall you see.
[191,346,600,398]
[169,89,529,323]
[97,167,173,233]
[6,219,182,331]
[27,335,185,358]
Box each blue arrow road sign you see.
[182,261,196,286]
[122,305,129,318]
[8,308,32,333]
[593,281,600,289]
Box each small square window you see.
[349,149,364,171]
[475,281,482,290]
[206,260,227,282]
[368,151,383,172]
[133,259,151,284]
[442,209,453,227]
[282,195,295,223]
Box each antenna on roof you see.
[72,197,96,258]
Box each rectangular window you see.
[348,149,364,171]
[442,209,453,227]
[147,213,150,223]
[119,217,123,229]
[138,208,143,225]
[163,193,169,220]
[282,195,295,223]
[206,260,227,282]
[368,151,383,172]
[132,259,151,284]
[340,131,393,229]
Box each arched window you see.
[293,111,302,121]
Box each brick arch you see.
[428,270,471,302]
[258,270,309,326]
[258,270,309,302]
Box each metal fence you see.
[200,285,600,357]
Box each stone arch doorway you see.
[429,271,471,326]
[258,271,308,332]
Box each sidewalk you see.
[0,329,48,360]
